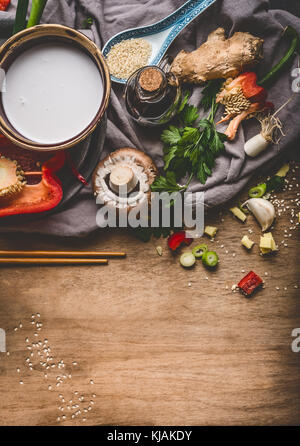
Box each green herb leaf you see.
[156,82,227,195]
[200,79,224,111]
[151,171,185,194]
[161,126,182,146]
[180,104,199,126]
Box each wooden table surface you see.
[0,162,300,426]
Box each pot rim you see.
[0,24,111,152]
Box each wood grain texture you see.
[0,163,300,426]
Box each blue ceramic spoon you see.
[102,0,217,84]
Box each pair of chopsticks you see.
[0,250,126,265]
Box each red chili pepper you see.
[238,271,263,296]
[238,72,268,104]
[0,0,10,11]
[167,230,193,251]
[66,151,88,186]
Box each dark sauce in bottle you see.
[124,66,181,127]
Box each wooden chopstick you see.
[0,250,126,258]
[0,258,108,265]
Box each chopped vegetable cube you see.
[276,163,289,177]
[264,232,273,238]
[241,235,254,250]
[260,236,273,250]
[238,271,263,296]
[260,247,271,255]
[204,226,218,237]
[260,232,277,253]
[230,207,247,222]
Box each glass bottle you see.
[124,65,181,127]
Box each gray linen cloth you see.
[0,0,299,236]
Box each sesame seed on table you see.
[0,161,299,426]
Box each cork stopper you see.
[138,67,163,92]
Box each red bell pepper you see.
[167,230,193,251]
[0,169,63,217]
[0,136,63,217]
[238,271,263,296]
[0,0,10,11]
[217,72,268,105]
[237,72,268,104]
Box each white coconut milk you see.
[2,43,103,144]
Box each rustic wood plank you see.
[0,162,299,426]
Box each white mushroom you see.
[92,147,158,212]
[243,198,276,231]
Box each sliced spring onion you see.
[202,250,219,268]
[180,252,196,268]
[192,244,208,259]
[13,0,29,34]
[249,183,267,198]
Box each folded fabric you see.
[0,0,299,236]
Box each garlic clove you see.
[243,198,275,232]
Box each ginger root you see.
[170,28,263,84]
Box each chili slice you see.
[192,244,208,259]
[238,271,263,296]
[202,250,219,268]
[0,0,10,11]
[167,231,193,251]
[249,183,267,198]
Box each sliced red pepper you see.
[217,72,268,105]
[238,271,263,296]
[238,72,268,104]
[0,0,10,11]
[167,230,193,251]
[0,169,63,217]
[0,134,64,217]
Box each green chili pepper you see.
[249,183,267,198]
[26,0,48,28]
[258,26,299,87]
[202,251,219,268]
[239,202,249,214]
[192,244,208,259]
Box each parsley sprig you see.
[151,81,227,193]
